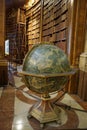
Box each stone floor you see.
[0,65,87,130]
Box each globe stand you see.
[28,93,61,128]
[20,68,77,128]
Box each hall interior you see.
[0,0,87,130]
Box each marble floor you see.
[0,65,87,130]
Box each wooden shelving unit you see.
[25,0,68,52]
[42,0,68,52]
[6,8,27,64]
[26,0,41,50]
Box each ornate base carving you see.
[28,97,61,127]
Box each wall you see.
[68,0,87,93]
[84,19,87,52]
[0,0,5,58]
[0,0,8,85]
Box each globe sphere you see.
[22,43,71,94]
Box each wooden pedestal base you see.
[28,97,61,128]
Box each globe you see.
[22,43,71,95]
[21,43,75,127]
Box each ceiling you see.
[5,0,29,9]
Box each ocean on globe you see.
[22,43,71,94]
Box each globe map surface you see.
[23,43,71,94]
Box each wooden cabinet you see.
[78,70,87,101]
[0,60,8,86]
[78,52,87,100]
